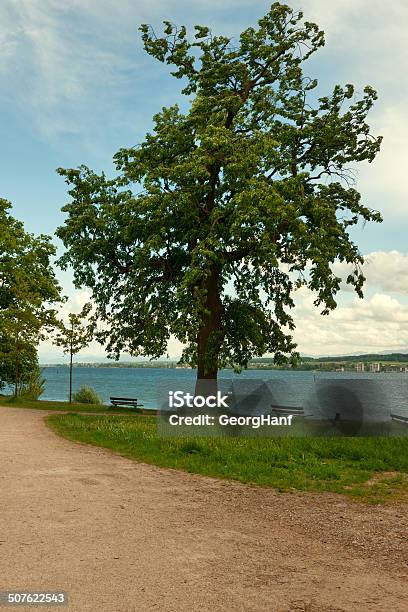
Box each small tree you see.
[57,3,382,386]
[54,303,92,403]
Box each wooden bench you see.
[271,404,304,417]
[391,413,408,425]
[110,397,143,409]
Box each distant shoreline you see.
[39,359,408,374]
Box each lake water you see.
[39,366,408,420]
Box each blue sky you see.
[1,0,407,360]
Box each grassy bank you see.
[0,395,153,415]
[47,413,408,503]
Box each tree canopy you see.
[57,2,382,381]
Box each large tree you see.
[0,199,61,393]
[57,3,382,384]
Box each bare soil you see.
[0,407,407,611]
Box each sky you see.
[0,0,407,361]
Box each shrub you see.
[19,366,46,400]
[72,385,102,405]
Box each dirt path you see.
[0,407,407,612]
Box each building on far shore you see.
[383,365,402,372]
[355,362,365,372]
[369,362,381,373]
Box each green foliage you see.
[56,3,382,380]
[0,334,38,391]
[0,198,61,390]
[72,385,102,405]
[0,199,60,322]
[19,365,46,400]
[305,353,408,363]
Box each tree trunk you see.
[14,337,20,397]
[14,362,18,397]
[69,348,73,404]
[195,265,223,397]
[69,323,74,404]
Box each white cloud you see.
[283,246,408,355]
[361,251,408,294]
[57,289,92,321]
[292,290,408,356]
[333,250,408,295]
[357,107,408,217]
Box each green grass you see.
[0,395,153,415]
[46,413,408,504]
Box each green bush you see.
[19,366,46,400]
[72,385,102,405]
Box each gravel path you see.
[0,407,407,611]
